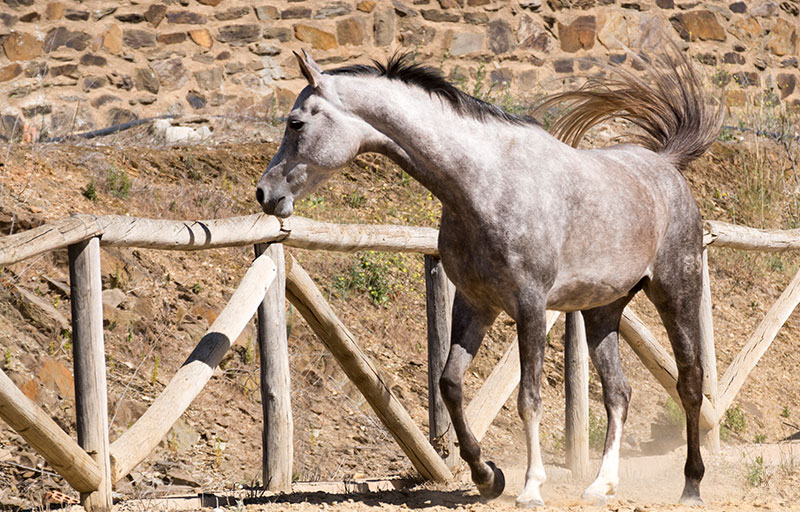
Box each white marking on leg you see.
[583,405,623,501]
[516,408,546,506]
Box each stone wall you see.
[0,0,798,141]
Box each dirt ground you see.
[103,443,800,511]
[1,123,800,511]
[103,439,800,512]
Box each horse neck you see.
[337,76,513,212]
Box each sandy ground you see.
[108,441,800,512]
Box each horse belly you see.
[546,274,643,311]
[546,247,653,311]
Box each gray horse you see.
[256,47,721,507]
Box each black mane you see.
[328,53,536,126]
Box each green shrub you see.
[107,166,131,199]
[82,179,97,201]
[665,397,686,427]
[745,455,766,487]
[721,405,747,441]
[588,408,607,451]
[334,252,393,306]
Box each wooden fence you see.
[0,212,799,510]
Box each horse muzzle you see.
[256,187,294,218]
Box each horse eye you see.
[288,119,305,131]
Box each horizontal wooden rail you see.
[285,255,452,483]
[96,214,284,251]
[108,253,277,483]
[0,214,439,266]
[281,216,438,255]
[704,220,800,251]
[0,368,102,492]
[0,215,103,266]
[5,214,800,268]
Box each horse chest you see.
[438,214,545,315]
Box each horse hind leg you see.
[439,292,504,499]
[579,295,635,504]
[645,257,705,505]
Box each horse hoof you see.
[679,494,704,506]
[581,490,609,506]
[477,461,505,500]
[515,498,545,509]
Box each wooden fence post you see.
[699,249,720,453]
[564,312,590,480]
[255,243,293,493]
[68,237,112,512]
[424,255,457,469]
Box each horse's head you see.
[256,51,373,218]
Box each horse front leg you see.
[515,302,548,508]
[439,292,502,499]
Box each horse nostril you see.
[255,187,264,205]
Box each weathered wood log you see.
[564,312,590,480]
[465,311,560,443]
[0,368,102,493]
[0,215,102,266]
[619,309,716,431]
[91,214,438,254]
[717,266,800,417]
[284,256,452,483]
[699,249,720,453]
[96,214,284,250]
[424,255,457,469]
[704,220,800,251]
[7,214,800,268]
[282,216,438,255]
[109,254,277,483]
[255,243,293,493]
[0,214,439,266]
[69,238,112,511]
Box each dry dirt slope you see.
[0,133,799,511]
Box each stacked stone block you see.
[0,0,798,141]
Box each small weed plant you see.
[588,408,607,451]
[347,191,366,208]
[335,252,393,306]
[106,165,131,199]
[82,179,97,201]
[721,405,747,441]
[151,354,160,386]
[745,455,766,487]
[665,397,686,427]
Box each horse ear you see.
[294,49,323,89]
